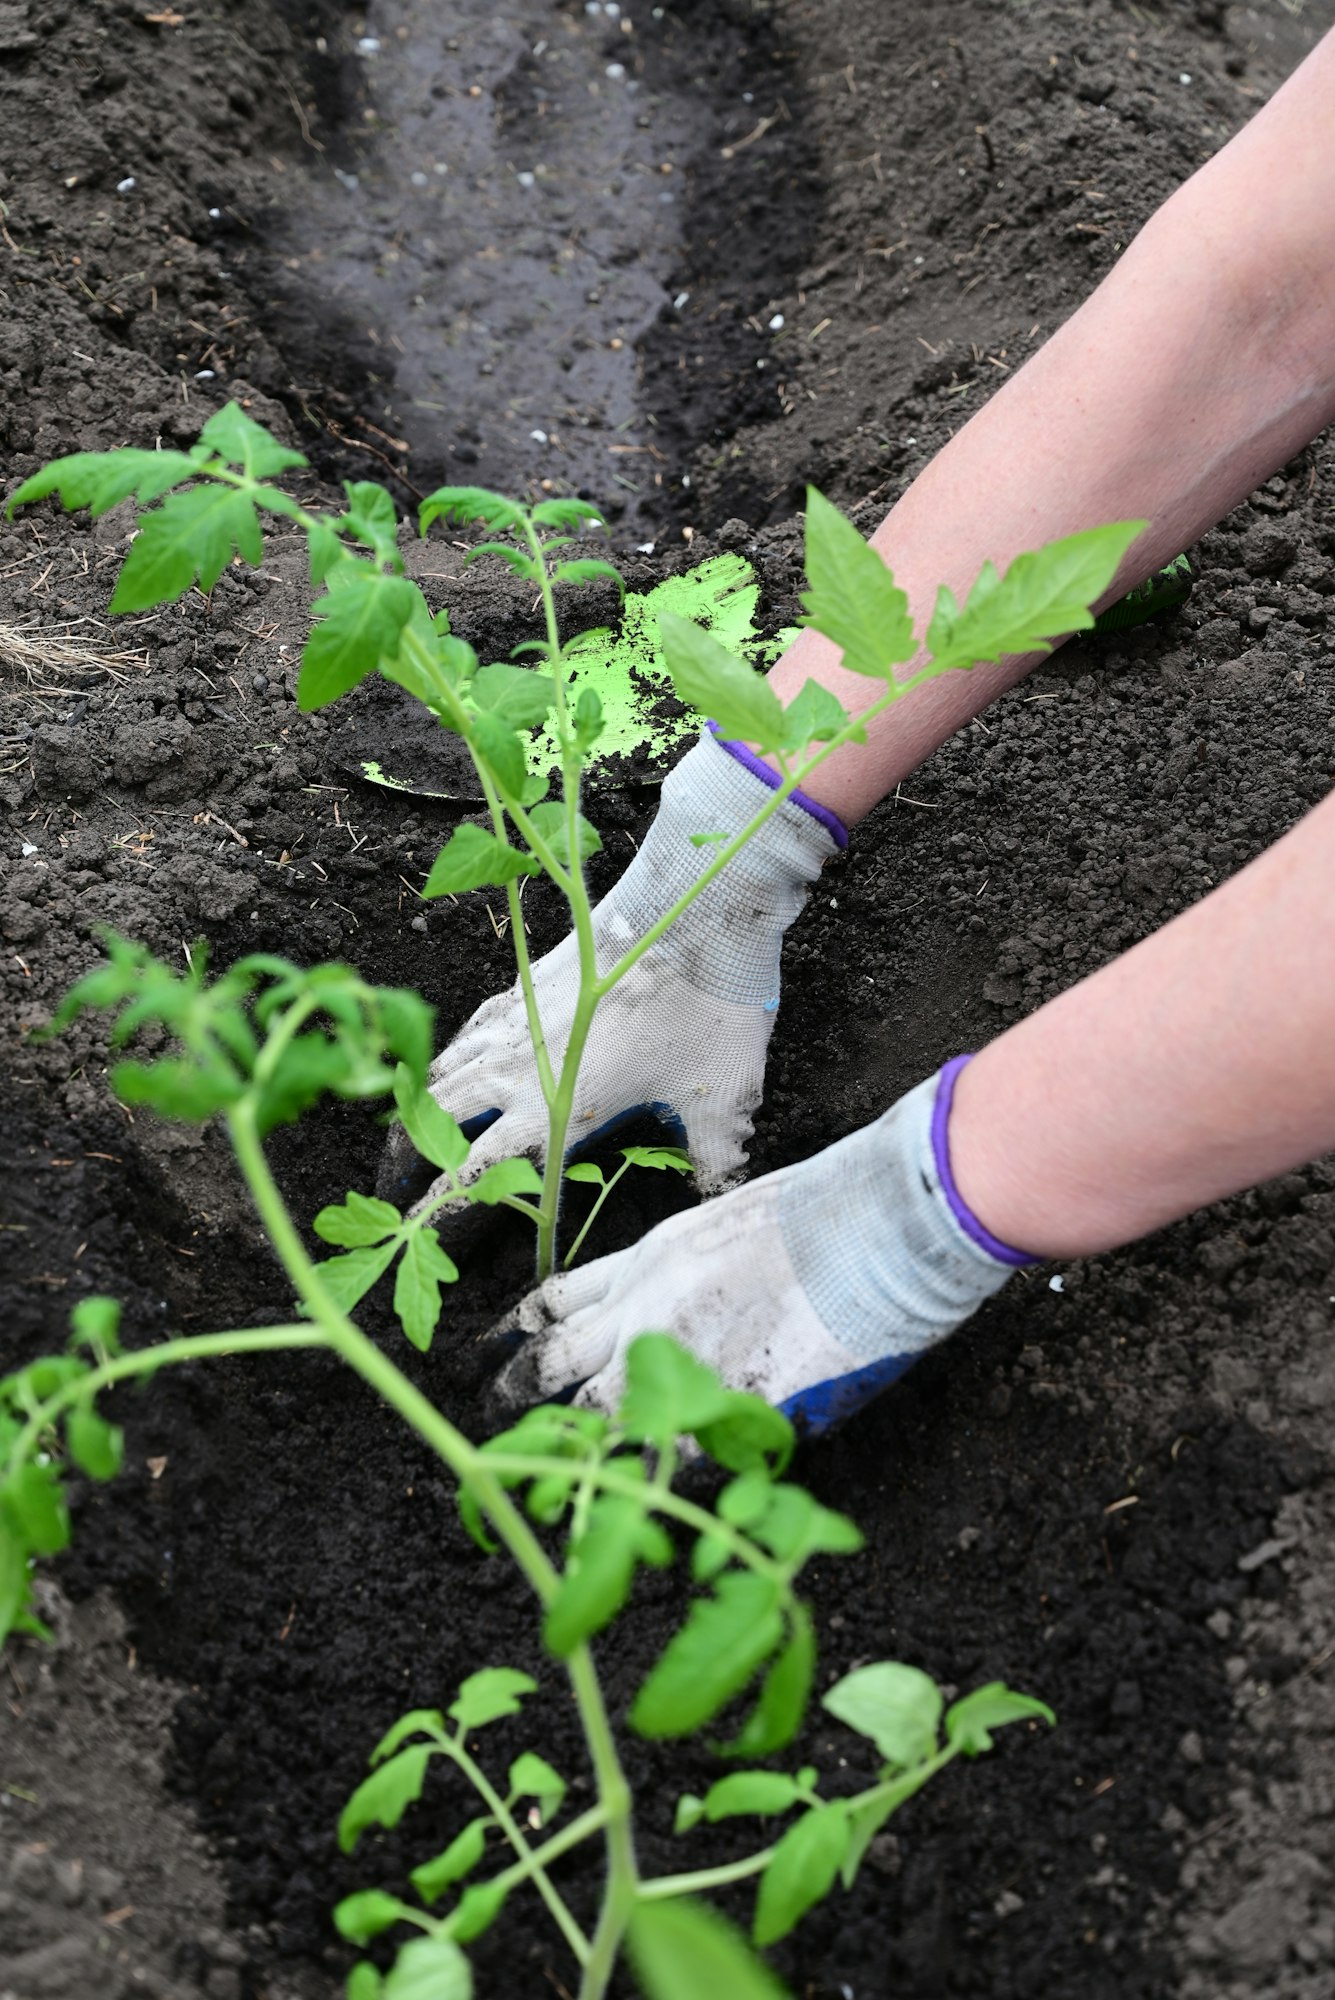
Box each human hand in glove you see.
[381,729,845,1208]
[487,1057,1036,1433]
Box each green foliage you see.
[925,520,1145,670]
[299,569,420,710]
[799,486,916,677]
[50,936,432,1136]
[0,1297,127,1642]
[628,1898,788,2000]
[820,1661,942,1766]
[754,1802,850,1946]
[8,425,1094,1999]
[423,825,541,896]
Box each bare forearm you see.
[950,789,1335,1259]
[772,29,1335,823]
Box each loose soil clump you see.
[3,3,1335,1998]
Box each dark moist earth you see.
[3,1,1335,1996]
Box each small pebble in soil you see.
[769,312,785,330]
[357,36,380,53]
[116,176,136,193]
[1049,1273,1064,1291]
[252,673,268,693]
[411,915,428,933]
[516,171,535,188]
[606,62,626,79]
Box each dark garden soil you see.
[3,1,1335,1996]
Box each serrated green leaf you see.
[724,1614,816,1759]
[698,1771,809,1821]
[564,1162,605,1187]
[525,1471,577,1524]
[333,1889,417,1946]
[338,1745,433,1853]
[618,1332,731,1448]
[2,1462,70,1557]
[525,802,602,868]
[531,498,605,530]
[314,1190,403,1247]
[471,710,528,797]
[391,1065,469,1174]
[508,1751,566,1825]
[464,540,539,581]
[298,570,418,710]
[753,1804,850,1947]
[422,825,540,897]
[314,1240,401,1313]
[470,662,556,728]
[371,1709,447,1763]
[457,1485,497,1556]
[410,1817,490,1902]
[66,1405,123,1482]
[620,1145,692,1175]
[694,1392,794,1477]
[420,486,523,535]
[449,1878,508,1944]
[383,1935,473,2000]
[467,1157,543,1206]
[838,1789,901,1892]
[821,1662,942,1767]
[307,520,344,587]
[543,1495,647,1657]
[658,613,786,749]
[690,1531,731,1585]
[778,677,858,751]
[338,480,402,567]
[198,402,307,479]
[926,521,1146,671]
[448,1667,538,1732]
[799,488,916,678]
[632,1573,785,1738]
[945,1681,1056,1755]
[573,684,603,751]
[0,1525,37,1647]
[394,1227,458,1352]
[717,1470,771,1529]
[69,1296,122,1356]
[6,447,201,521]
[749,1486,865,1565]
[110,483,264,611]
[552,558,624,595]
[629,1896,789,2000]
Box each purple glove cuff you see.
[708,723,849,850]
[932,1055,1038,1268]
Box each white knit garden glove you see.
[382,730,844,1204]
[490,1058,1036,1432]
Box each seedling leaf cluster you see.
[2,406,1137,1995]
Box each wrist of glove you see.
[382,729,843,1205]
[492,1055,1037,1432]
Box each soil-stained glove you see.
[383,729,845,1203]
[491,1057,1037,1432]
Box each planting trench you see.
[3,1,1335,1996]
